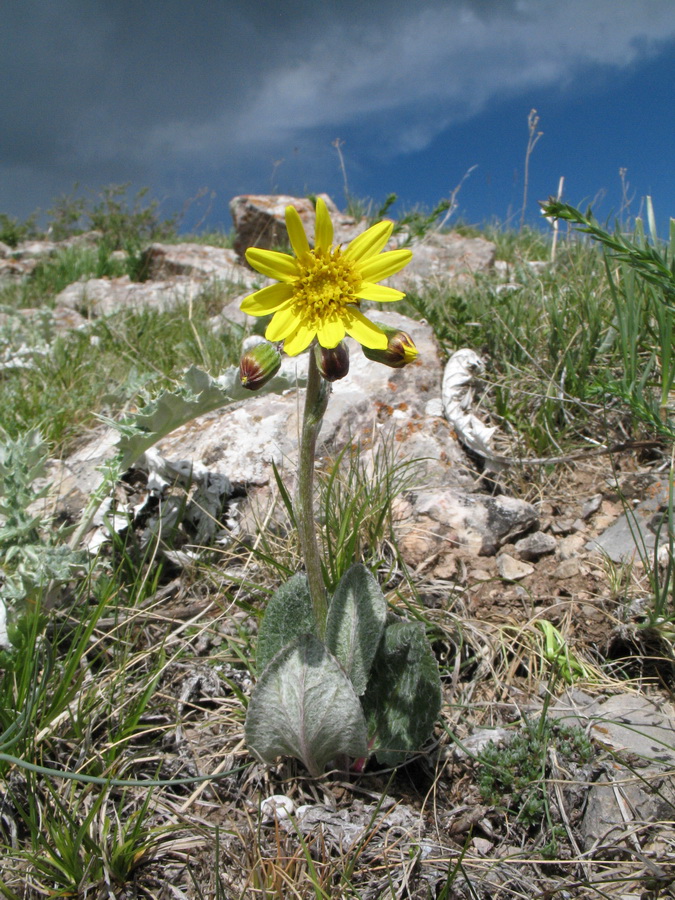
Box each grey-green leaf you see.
[116,364,305,471]
[361,620,442,766]
[245,634,368,776]
[255,574,315,674]
[325,563,387,695]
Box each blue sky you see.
[2,1,674,235]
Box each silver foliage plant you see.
[238,199,442,775]
[245,565,441,775]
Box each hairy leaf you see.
[362,619,442,766]
[245,634,368,776]
[115,364,305,471]
[325,563,387,695]
[256,574,315,674]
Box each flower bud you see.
[314,341,350,382]
[362,325,418,368]
[239,341,282,390]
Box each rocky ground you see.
[3,197,674,897]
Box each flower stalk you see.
[296,348,330,636]
[239,199,415,638]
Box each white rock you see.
[229,193,366,259]
[496,553,534,581]
[141,242,260,287]
[260,795,295,822]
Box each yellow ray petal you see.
[314,197,334,251]
[357,248,413,283]
[246,247,299,282]
[318,317,346,349]
[285,205,310,259]
[343,220,393,262]
[355,282,406,303]
[266,305,302,341]
[240,282,294,315]
[344,308,388,349]
[283,324,316,356]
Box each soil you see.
[131,446,675,898]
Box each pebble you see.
[497,553,534,581]
[550,518,576,535]
[514,531,557,561]
[471,837,493,856]
[260,795,295,822]
[581,494,603,519]
[553,558,582,579]
[558,534,586,560]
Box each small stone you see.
[471,837,493,856]
[550,518,575,535]
[433,556,458,580]
[515,531,557,561]
[581,494,603,519]
[260,795,295,822]
[497,553,534,581]
[591,514,615,532]
[558,534,586,560]
[553,558,582,579]
[587,478,672,563]
[600,500,622,517]
[453,727,510,759]
[468,568,493,584]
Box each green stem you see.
[296,349,329,637]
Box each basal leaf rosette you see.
[240,199,413,356]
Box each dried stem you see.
[520,109,543,232]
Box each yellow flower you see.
[240,198,413,356]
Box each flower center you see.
[292,249,361,327]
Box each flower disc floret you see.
[240,198,413,356]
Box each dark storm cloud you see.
[2,0,674,219]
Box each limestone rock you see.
[208,292,257,331]
[229,193,367,260]
[387,231,495,293]
[42,286,536,566]
[11,231,102,259]
[55,275,207,317]
[140,242,260,287]
[11,239,66,259]
[0,304,89,334]
[587,477,672,562]
[38,429,120,521]
[396,489,538,562]
[156,310,453,488]
[550,690,675,852]
[0,256,39,283]
[320,311,446,449]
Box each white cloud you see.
[221,0,675,159]
[1,0,674,217]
